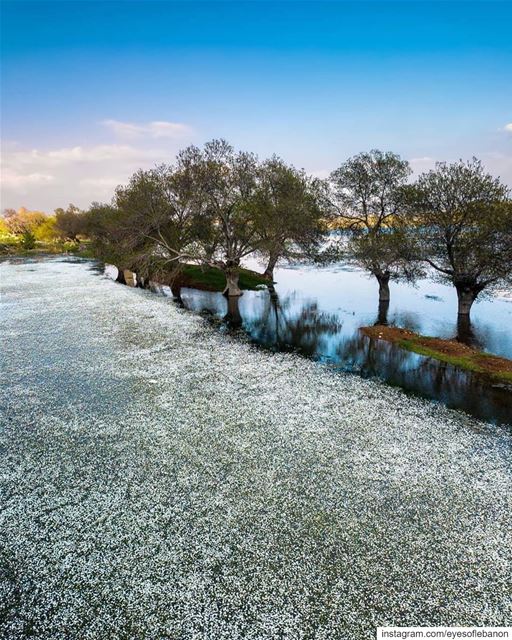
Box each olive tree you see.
[252,157,325,279]
[85,140,262,296]
[84,203,130,280]
[113,164,206,287]
[54,204,85,241]
[410,158,511,318]
[329,150,417,303]
[347,228,420,302]
[178,139,261,296]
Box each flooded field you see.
[154,259,512,425]
[1,256,511,639]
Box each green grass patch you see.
[177,264,269,292]
[361,325,512,384]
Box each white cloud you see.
[0,136,193,211]
[409,156,437,174]
[102,119,192,139]
[4,144,155,170]
[504,123,512,133]
[480,152,512,188]
[1,170,55,188]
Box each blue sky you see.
[1,0,511,210]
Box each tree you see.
[84,203,130,279]
[409,158,512,318]
[113,163,206,286]
[34,216,60,243]
[252,156,325,279]
[329,150,417,304]
[347,228,421,321]
[54,204,86,241]
[21,229,36,250]
[2,207,47,234]
[177,139,261,296]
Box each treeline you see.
[5,140,511,319]
[1,205,85,251]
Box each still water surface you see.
[153,260,512,426]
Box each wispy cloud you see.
[101,119,192,139]
[0,138,193,210]
[1,170,55,188]
[409,156,437,174]
[4,144,156,169]
[504,123,512,133]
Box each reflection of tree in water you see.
[386,311,422,334]
[248,287,342,358]
[177,284,511,425]
[455,314,482,349]
[337,333,511,424]
[224,296,243,328]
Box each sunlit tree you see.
[329,150,417,304]
[253,156,325,279]
[409,158,512,318]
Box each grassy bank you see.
[163,264,270,292]
[361,325,512,383]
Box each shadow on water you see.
[177,286,512,426]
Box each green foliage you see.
[329,150,417,288]
[62,240,80,252]
[348,228,423,283]
[407,158,512,310]
[330,149,411,231]
[252,156,325,273]
[34,216,60,242]
[21,230,36,250]
[54,204,86,240]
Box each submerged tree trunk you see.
[136,274,151,289]
[170,281,183,305]
[455,284,479,317]
[375,273,391,302]
[268,284,281,340]
[224,295,243,328]
[263,253,279,280]
[222,266,242,297]
[375,299,390,326]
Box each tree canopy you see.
[408,158,512,316]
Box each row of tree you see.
[83,140,324,296]
[329,150,512,318]
[8,141,510,320]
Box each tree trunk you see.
[123,270,136,287]
[115,267,126,284]
[170,281,183,305]
[456,285,478,317]
[375,299,390,326]
[376,273,390,302]
[224,296,243,328]
[136,273,149,289]
[263,253,279,280]
[222,267,242,297]
[456,314,475,347]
